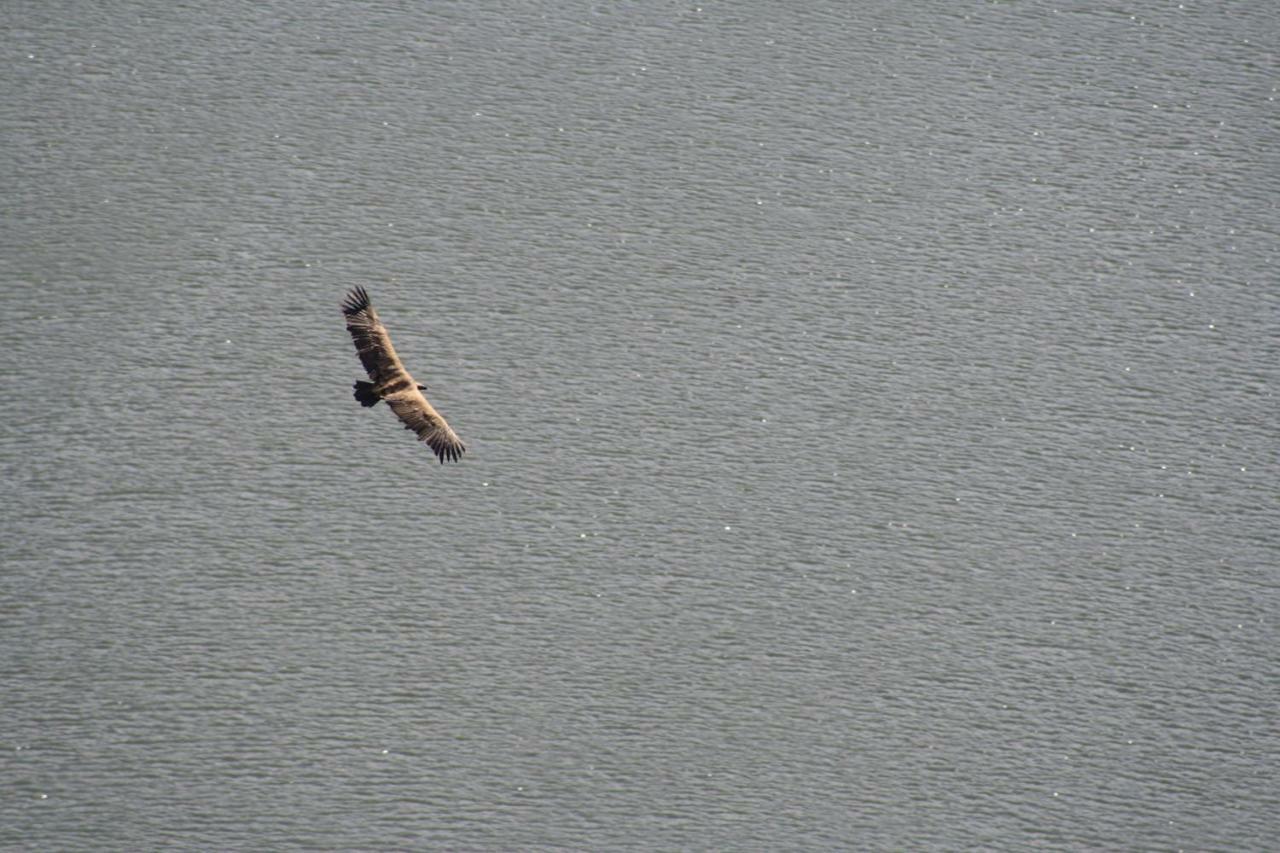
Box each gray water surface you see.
[3,2,1277,849]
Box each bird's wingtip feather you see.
[341,286,371,316]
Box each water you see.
[3,1,1277,849]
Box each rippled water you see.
[3,2,1277,849]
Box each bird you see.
[341,286,465,463]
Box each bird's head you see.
[417,383,428,391]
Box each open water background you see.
[3,1,1277,849]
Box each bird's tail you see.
[353,381,380,408]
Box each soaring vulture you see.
[341,286,465,463]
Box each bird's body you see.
[341,286,465,463]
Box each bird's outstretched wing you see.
[342,286,410,386]
[387,391,466,464]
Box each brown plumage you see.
[342,286,466,463]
